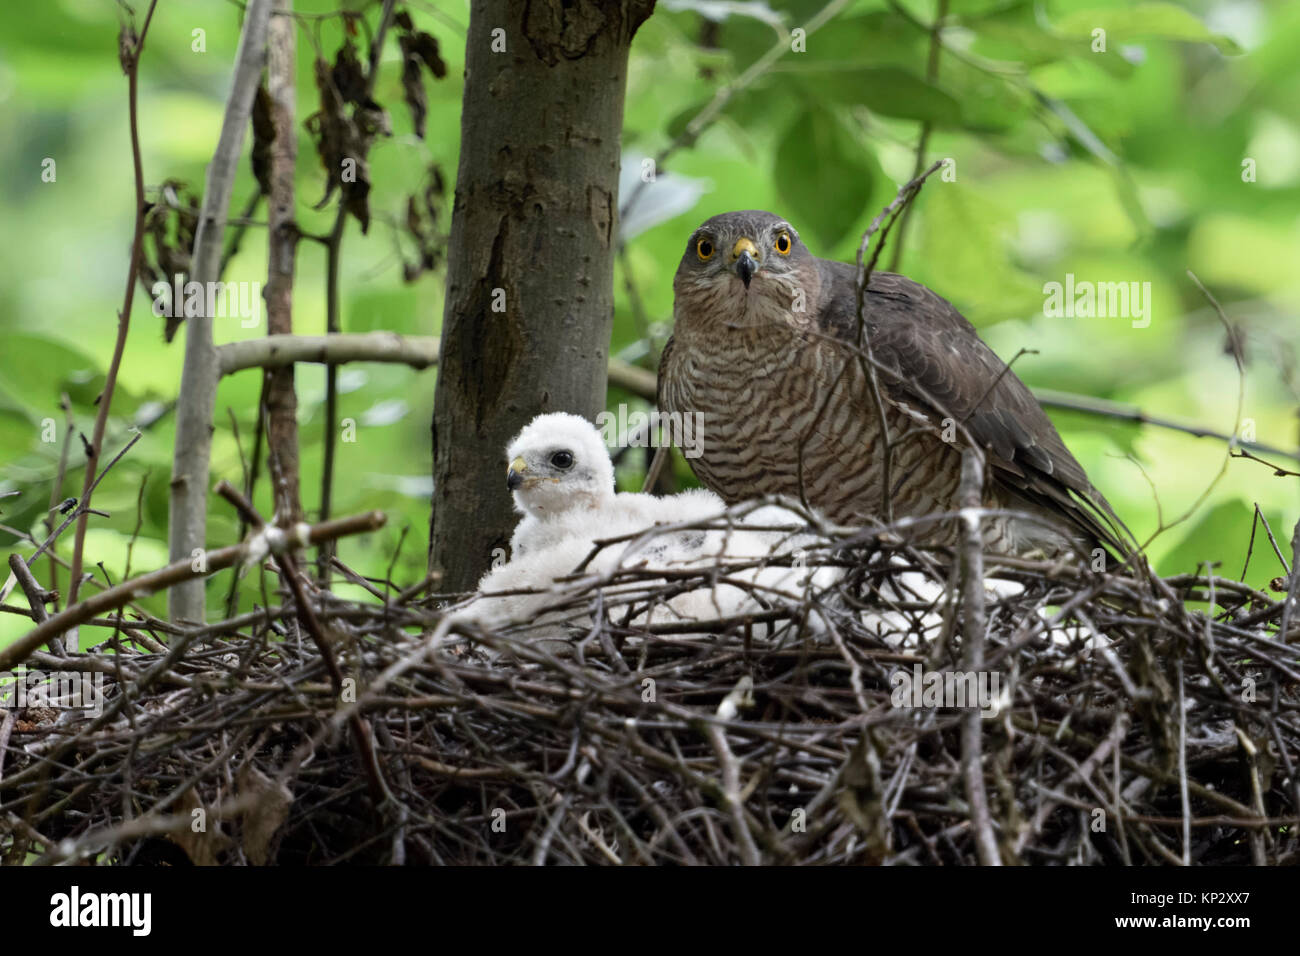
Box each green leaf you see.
[913,182,1044,322]
[0,408,36,464]
[938,58,1028,133]
[1156,498,1273,589]
[793,12,927,67]
[969,19,1136,78]
[949,0,1034,16]
[0,333,104,417]
[1056,3,1243,55]
[774,109,874,249]
[665,96,711,144]
[801,67,962,125]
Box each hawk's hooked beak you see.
[506,456,527,491]
[732,237,759,288]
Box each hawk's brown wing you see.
[657,333,676,412]
[814,260,1134,557]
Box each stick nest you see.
[2,525,1297,866]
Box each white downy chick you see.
[469,413,838,644]
[504,412,719,558]
[638,502,845,641]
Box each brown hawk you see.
[657,210,1132,560]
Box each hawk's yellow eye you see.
[696,238,715,260]
[774,232,791,255]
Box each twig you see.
[619,0,854,224]
[318,0,397,586]
[1176,658,1190,865]
[956,447,1000,866]
[219,190,263,276]
[169,0,272,625]
[1230,446,1300,477]
[1280,411,1300,644]
[5,433,144,603]
[1015,713,1128,854]
[7,554,58,654]
[1136,271,1245,552]
[66,0,159,613]
[887,0,949,274]
[0,509,386,672]
[640,445,668,495]
[702,720,761,866]
[43,393,74,612]
[607,356,658,401]
[1034,388,1299,464]
[851,159,948,523]
[218,332,440,374]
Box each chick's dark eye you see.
[550,450,574,469]
[696,238,714,261]
[774,232,791,255]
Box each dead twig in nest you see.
[2,506,1296,865]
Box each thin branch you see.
[169,0,273,626]
[608,356,658,402]
[219,189,264,276]
[887,0,949,274]
[319,0,398,586]
[619,0,854,224]
[851,159,947,523]
[956,448,1000,866]
[1176,658,1191,865]
[7,553,57,654]
[66,0,159,615]
[1035,388,1300,464]
[1137,272,1246,552]
[1280,409,1300,644]
[1230,446,1300,476]
[43,393,75,612]
[0,510,386,672]
[218,332,440,375]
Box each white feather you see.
[468,413,1105,653]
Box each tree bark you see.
[264,0,303,531]
[429,0,655,593]
[168,0,271,625]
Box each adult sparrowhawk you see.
[657,210,1131,560]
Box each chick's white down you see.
[469,413,1103,654]
[468,413,840,641]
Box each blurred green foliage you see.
[1,0,1297,650]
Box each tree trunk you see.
[429,0,654,593]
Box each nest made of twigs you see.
[2,524,1297,866]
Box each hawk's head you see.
[505,413,614,520]
[673,210,819,330]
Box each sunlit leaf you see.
[1056,3,1243,55]
[1155,498,1283,591]
[0,334,104,417]
[774,108,874,249]
[802,67,962,125]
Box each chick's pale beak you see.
[506,456,527,491]
[732,237,759,288]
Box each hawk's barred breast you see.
[659,210,1133,560]
[660,318,1028,552]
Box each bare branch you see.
[66,0,159,616]
[218,332,440,375]
[169,0,273,625]
[0,509,386,673]
[956,447,1000,865]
